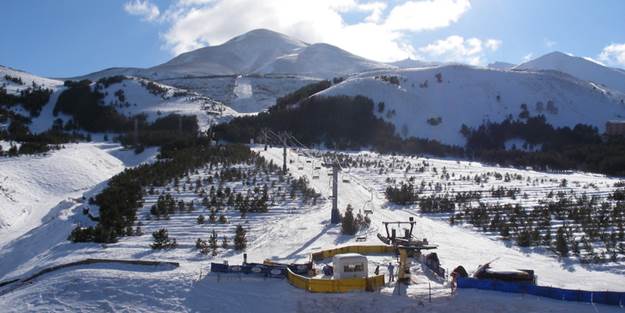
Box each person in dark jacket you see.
[387,263,395,282]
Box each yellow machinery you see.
[377,217,438,283]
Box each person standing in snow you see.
[387,262,395,282]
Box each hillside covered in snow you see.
[514,51,625,94]
[319,65,625,146]
[1,66,237,134]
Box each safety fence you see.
[0,258,179,295]
[457,277,625,306]
[311,245,395,261]
[286,267,385,293]
[209,261,312,279]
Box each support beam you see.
[282,133,287,173]
[331,164,341,224]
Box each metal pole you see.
[331,164,341,224]
[282,133,287,173]
[429,282,432,302]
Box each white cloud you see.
[126,0,472,62]
[417,35,502,65]
[598,43,625,66]
[485,39,502,51]
[384,0,471,31]
[124,0,160,21]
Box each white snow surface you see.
[319,65,625,145]
[97,77,238,130]
[0,143,158,247]
[515,51,625,94]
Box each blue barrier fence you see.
[210,262,311,279]
[457,277,625,306]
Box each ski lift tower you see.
[331,163,341,224]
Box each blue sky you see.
[2,0,625,77]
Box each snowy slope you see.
[255,42,394,77]
[0,143,157,247]
[149,29,309,78]
[0,65,63,95]
[157,74,320,113]
[96,77,238,130]
[319,65,625,145]
[0,147,623,313]
[1,67,239,132]
[515,51,625,94]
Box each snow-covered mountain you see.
[80,29,393,80]
[1,66,237,132]
[73,29,394,112]
[514,51,625,94]
[319,65,625,145]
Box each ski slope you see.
[0,143,158,248]
[1,146,623,312]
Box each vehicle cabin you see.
[332,253,368,279]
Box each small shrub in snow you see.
[151,228,177,249]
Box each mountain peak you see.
[515,51,625,93]
[226,28,308,47]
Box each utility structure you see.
[377,217,438,283]
[280,132,288,173]
[331,164,341,224]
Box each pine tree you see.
[500,225,510,238]
[218,214,228,224]
[555,227,569,256]
[209,230,219,256]
[151,228,176,249]
[234,225,247,250]
[516,229,531,247]
[221,236,229,249]
[196,238,209,254]
[197,214,205,224]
